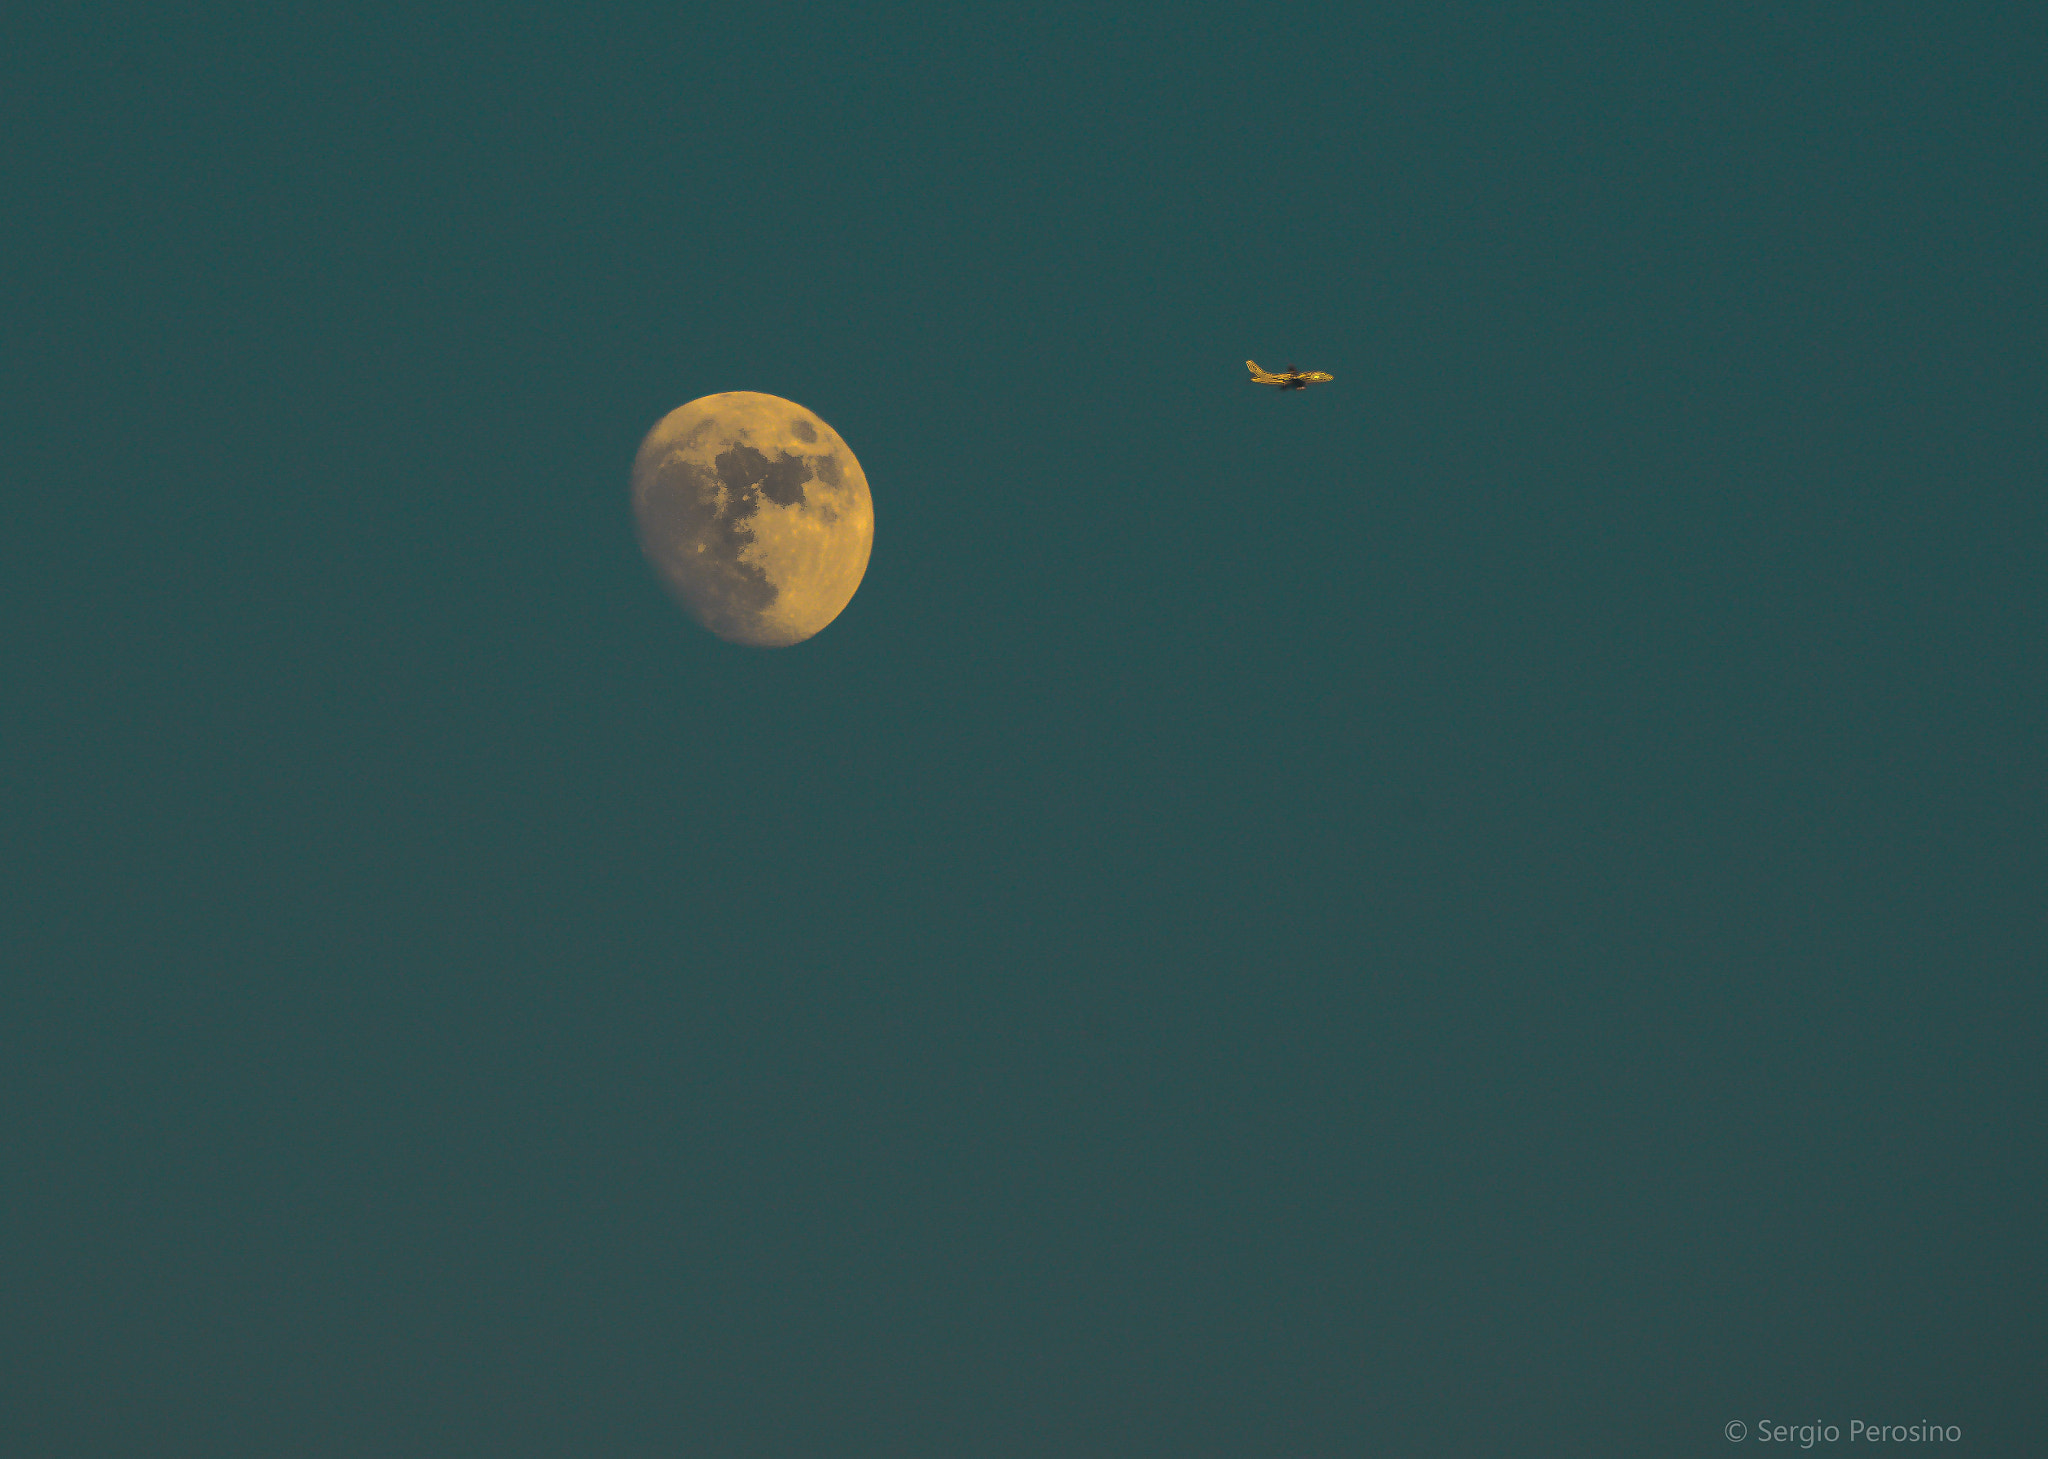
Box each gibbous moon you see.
[631,393,874,647]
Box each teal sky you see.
[7,6,2044,1455]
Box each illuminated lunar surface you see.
[631,393,874,647]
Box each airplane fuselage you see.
[1246,360,1334,390]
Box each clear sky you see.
[7,5,2044,1455]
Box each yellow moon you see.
[631,393,874,647]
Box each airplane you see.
[1246,360,1334,391]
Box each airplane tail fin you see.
[1246,360,1269,377]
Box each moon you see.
[631,393,874,647]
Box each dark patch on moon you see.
[715,443,812,508]
[757,453,811,507]
[812,451,841,488]
[788,417,817,443]
[637,453,779,630]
